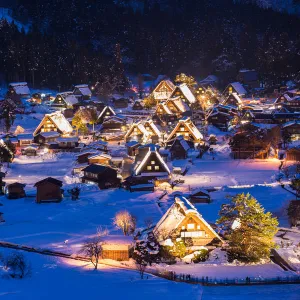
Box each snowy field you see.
[0,251,201,300]
[0,251,299,300]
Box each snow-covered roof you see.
[9,82,30,95]
[226,93,242,105]
[98,106,116,120]
[74,84,92,96]
[102,116,125,124]
[190,188,209,196]
[229,82,247,96]
[101,235,134,250]
[156,102,173,115]
[125,121,150,140]
[153,79,175,93]
[274,94,292,104]
[144,119,162,137]
[64,94,79,106]
[200,75,218,84]
[135,145,170,176]
[88,152,112,160]
[167,117,203,142]
[36,131,60,138]
[282,120,300,128]
[179,83,196,104]
[169,97,190,112]
[17,134,33,141]
[57,137,78,143]
[153,196,221,242]
[169,135,190,151]
[34,112,73,136]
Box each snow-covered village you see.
[0,1,300,299]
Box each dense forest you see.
[0,0,299,90]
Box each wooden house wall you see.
[7,186,25,198]
[286,149,300,161]
[36,117,59,134]
[88,157,110,165]
[137,152,167,174]
[52,96,67,108]
[153,81,173,100]
[169,123,196,142]
[36,182,62,203]
[224,95,240,107]
[177,213,217,246]
[102,250,129,261]
[170,141,187,159]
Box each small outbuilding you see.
[6,182,26,199]
[82,164,120,189]
[21,145,38,156]
[34,177,63,203]
[102,235,134,261]
[169,136,191,160]
[189,188,211,203]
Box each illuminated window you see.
[185,133,189,136]
[229,86,233,94]
[151,161,155,164]
[180,127,185,131]
[106,112,110,115]
[197,225,201,230]
[187,223,195,230]
[181,226,185,230]
[147,166,152,170]
[155,166,159,170]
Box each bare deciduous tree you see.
[81,227,108,270]
[4,252,31,278]
[113,210,136,236]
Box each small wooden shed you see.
[189,188,211,203]
[6,182,26,199]
[34,177,63,203]
[102,236,134,261]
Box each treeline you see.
[0,0,299,89]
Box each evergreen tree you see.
[217,193,278,262]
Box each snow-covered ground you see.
[0,251,299,300]
[0,251,202,300]
[202,284,300,300]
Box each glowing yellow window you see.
[147,166,152,170]
[187,224,195,230]
[155,166,159,170]
[151,161,155,165]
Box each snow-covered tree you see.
[175,73,197,87]
[113,210,136,236]
[217,193,278,262]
